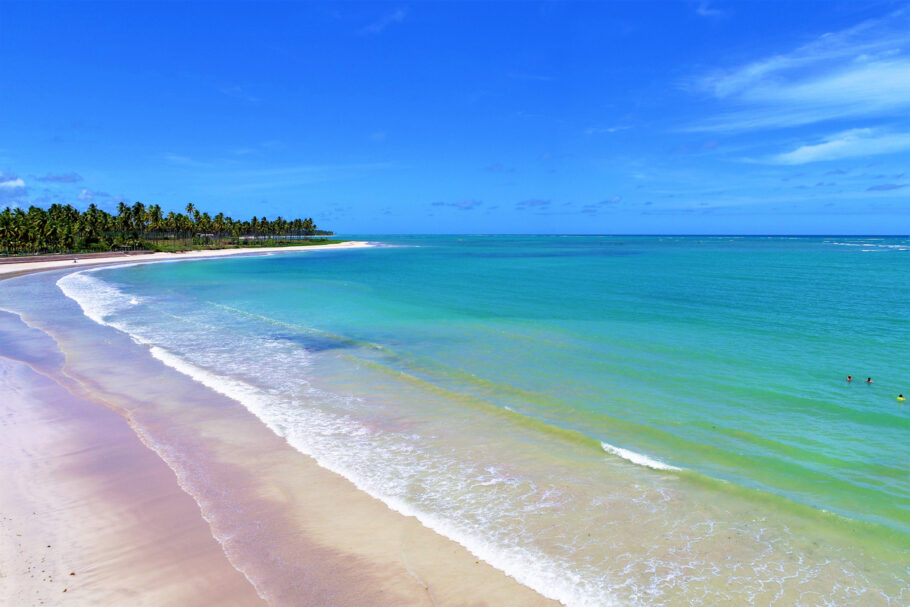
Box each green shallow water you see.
[32,235,910,605]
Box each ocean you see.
[18,236,910,604]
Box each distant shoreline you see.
[0,240,372,280]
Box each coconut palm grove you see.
[0,202,331,255]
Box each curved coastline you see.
[4,239,910,606]
[0,244,557,606]
[0,240,374,278]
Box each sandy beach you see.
[0,353,263,606]
[0,241,372,277]
[0,244,556,606]
[9,1,910,603]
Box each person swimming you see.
[866,377,873,383]
[846,375,853,382]
[899,394,905,402]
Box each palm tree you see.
[131,201,147,237]
[303,218,316,236]
[0,201,329,256]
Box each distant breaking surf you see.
[601,441,681,471]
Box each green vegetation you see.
[145,238,342,253]
[0,202,334,256]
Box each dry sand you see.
[0,241,372,277]
[0,244,558,606]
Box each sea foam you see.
[601,441,680,471]
[57,271,141,328]
[56,267,624,607]
[146,344,619,607]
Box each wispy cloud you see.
[584,125,630,135]
[238,162,394,178]
[360,8,406,35]
[515,198,551,211]
[695,1,723,18]
[431,200,483,211]
[867,183,908,192]
[484,162,515,173]
[771,128,910,164]
[214,162,396,192]
[35,172,83,183]
[164,153,214,168]
[29,188,66,206]
[672,140,719,154]
[77,188,111,203]
[580,196,623,215]
[508,72,555,82]
[0,172,27,206]
[219,85,260,103]
[232,140,284,156]
[691,8,910,131]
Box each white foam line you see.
[601,441,681,471]
[56,268,623,606]
[146,345,611,606]
[57,272,137,328]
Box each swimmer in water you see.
[866,377,873,383]
[899,394,905,402]
[846,375,852,382]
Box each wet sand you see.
[0,356,264,606]
[0,249,557,606]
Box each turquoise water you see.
[52,236,910,604]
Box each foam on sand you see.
[143,343,616,607]
[55,266,614,605]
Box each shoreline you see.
[0,243,557,606]
[0,350,265,606]
[0,240,373,279]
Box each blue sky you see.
[1,1,909,234]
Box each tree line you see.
[0,201,330,255]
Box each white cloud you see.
[691,8,910,131]
[772,129,910,164]
[0,173,27,206]
[696,1,723,18]
[360,8,406,34]
[77,188,111,202]
[746,59,910,107]
[0,177,25,189]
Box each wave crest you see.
[601,441,680,471]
